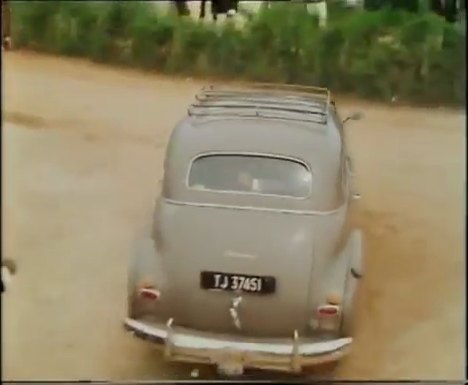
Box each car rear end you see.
[125,85,360,376]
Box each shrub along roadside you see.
[10,1,465,106]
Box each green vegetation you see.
[11,1,465,106]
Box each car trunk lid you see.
[158,203,316,337]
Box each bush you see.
[10,1,465,106]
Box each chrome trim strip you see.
[163,197,344,216]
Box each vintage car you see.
[124,83,364,377]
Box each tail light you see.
[309,304,341,332]
[317,305,340,317]
[129,283,161,318]
[138,286,161,301]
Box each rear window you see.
[188,154,311,198]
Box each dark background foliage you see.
[10,1,465,106]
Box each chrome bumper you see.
[124,317,352,373]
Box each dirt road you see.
[2,51,465,381]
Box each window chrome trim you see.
[185,151,313,200]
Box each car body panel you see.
[148,200,348,336]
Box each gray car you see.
[124,83,364,377]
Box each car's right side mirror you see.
[343,111,363,124]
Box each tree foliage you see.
[10,1,465,106]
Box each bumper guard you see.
[124,317,352,374]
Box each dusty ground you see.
[2,51,465,381]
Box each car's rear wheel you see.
[302,361,339,380]
[215,364,244,378]
[220,368,303,381]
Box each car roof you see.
[169,84,341,162]
[162,84,344,211]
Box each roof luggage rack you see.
[188,83,332,124]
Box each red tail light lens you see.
[139,287,161,301]
[317,305,340,317]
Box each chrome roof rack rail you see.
[202,83,331,103]
[189,83,332,124]
[187,108,326,124]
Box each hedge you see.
[10,1,466,106]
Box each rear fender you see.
[127,234,168,317]
[340,229,364,336]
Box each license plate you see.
[200,271,276,294]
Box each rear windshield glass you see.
[188,154,311,198]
